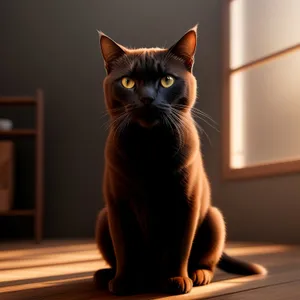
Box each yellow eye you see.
[121,77,135,89]
[160,76,175,88]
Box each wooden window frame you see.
[222,0,300,180]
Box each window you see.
[222,0,300,179]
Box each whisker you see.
[166,114,183,153]
[162,111,174,135]
[194,120,212,146]
[99,107,127,126]
[109,105,137,141]
[193,115,220,133]
[169,111,187,151]
[191,109,218,125]
[109,113,126,131]
[112,114,127,141]
[171,108,212,146]
[161,106,188,145]
[117,114,131,138]
[174,106,219,133]
[173,103,219,127]
[197,110,217,122]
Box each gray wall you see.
[1,0,299,243]
[0,0,223,238]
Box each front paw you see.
[94,268,115,290]
[190,269,213,286]
[164,276,193,295]
[108,275,142,295]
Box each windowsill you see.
[222,158,300,180]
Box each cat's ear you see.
[98,31,126,73]
[167,25,198,71]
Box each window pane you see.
[230,50,300,168]
[230,0,300,69]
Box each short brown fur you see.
[94,26,267,296]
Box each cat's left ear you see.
[167,25,198,71]
[98,31,127,73]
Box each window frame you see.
[222,0,300,180]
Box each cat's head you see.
[99,26,198,128]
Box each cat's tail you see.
[217,252,268,276]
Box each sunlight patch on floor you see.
[0,250,100,270]
[0,276,91,293]
[226,245,293,257]
[155,275,264,300]
[0,260,106,283]
[0,242,97,260]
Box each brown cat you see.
[94,26,267,296]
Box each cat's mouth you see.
[138,119,160,128]
[129,105,161,128]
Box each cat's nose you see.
[140,97,154,105]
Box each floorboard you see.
[0,240,299,300]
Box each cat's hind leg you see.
[94,207,116,289]
[188,206,226,286]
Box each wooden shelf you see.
[0,97,36,105]
[0,210,35,216]
[0,129,37,136]
[0,89,44,243]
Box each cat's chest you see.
[112,126,188,194]
[120,127,182,169]
[124,144,183,186]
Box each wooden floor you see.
[0,240,300,300]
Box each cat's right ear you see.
[98,31,126,73]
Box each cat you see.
[93,25,267,296]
